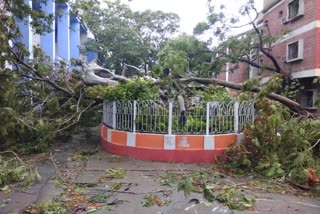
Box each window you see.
[287,40,303,62]
[300,90,317,108]
[288,0,304,20]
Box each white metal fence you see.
[103,100,254,135]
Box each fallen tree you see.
[179,77,310,116]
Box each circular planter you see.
[100,124,243,163]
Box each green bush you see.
[86,78,159,101]
[218,99,320,184]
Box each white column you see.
[112,101,117,129]
[234,102,239,133]
[57,3,70,61]
[16,0,33,59]
[40,0,55,61]
[133,101,137,133]
[168,102,173,135]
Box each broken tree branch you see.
[179,77,310,116]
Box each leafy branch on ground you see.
[23,200,67,214]
[160,170,255,211]
[69,148,99,161]
[99,168,127,182]
[141,193,171,207]
[217,98,320,187]
[0,151,41,190]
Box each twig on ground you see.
[50,152,65,181]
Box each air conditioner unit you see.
[281,56,287,62]
[281,17,287,24]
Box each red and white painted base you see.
[100,124,243,163]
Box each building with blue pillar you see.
[16,0,33,59]
[15,0,97,63]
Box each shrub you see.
[218,98,320,184]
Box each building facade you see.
[16,0,97,63]
[219,0,320,112]
[261,0,320,110]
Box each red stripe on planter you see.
[136,133,164,149]
[214,134,237,149]
[101,138,224,163]
[111,130,127,145]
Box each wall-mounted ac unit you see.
[281,17,287,24]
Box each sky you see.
[126,0,263,35]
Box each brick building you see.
[262,0,320,110]
[219,0,320,112]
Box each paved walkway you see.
[1,127,320,214]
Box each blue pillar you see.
[57,4,70,61]
[40,0,55,61]
[70,17,80,59]
[87,50,98,62]
[16,0,33,59]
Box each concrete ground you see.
[1,127,320,214]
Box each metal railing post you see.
[168,102,173,135]
[206,102,210,135]
[234,102,239,133]
[112,101,117,129]
[133,101,137,133]
[102,101,106,124]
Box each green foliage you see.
[23,200,67,214]
[142,194,170,207]
[104,168,127,179]
[71,149,99,161]
[86,79,158,101]
[214,186,256,211]
[193,22,210,35]
[284,78,304,99]
[177,176,196,196]
[258,75,283,98]
[218,99,320,184]
[0,6,100,154]
[73,0,179,73]
[89,194,107,203]
[0,152,41,188]
[111,182,122,190]
[289,168,308,185]
[156,35,212,77]
[196,85,233,102]
[0,106,55,153]
[79,149,99,156]
[203,184,256,211]
[161,170,255,211]
[0,67,98,153]
[160,172,177,187]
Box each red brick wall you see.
[317,28,320,68]
[316,0,320,20]
[262,29,318,74]
[261,0,319,76]
[263,0,317,36]
[217,63,249,83]
[315,0,320,69]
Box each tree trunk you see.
[180,77,311,116]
